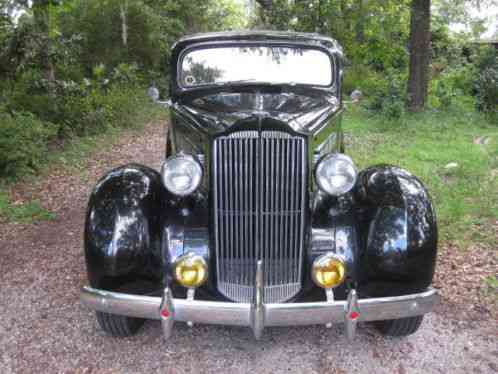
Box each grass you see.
[343,106,498,249]
[484,275,498,300]
[0,102,166,224]
[0,191,55,223]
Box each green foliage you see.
[58,0,163,75]
[111,63,140,84]
[342,65,382,96]
[428,45,498,116]
[433,0,498,39]
[483,275,498,299]
[476,67,498,115]
[360,70,407,120]
[0,191,55,223]
[207,0,246,30]
[2,69,160,178]
[473,47,498,115]
[0,110,56,179]
[429,64,475,110]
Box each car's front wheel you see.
[96,311,145,337]
[374,315,424,337]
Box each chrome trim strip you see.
[81,286,440,330]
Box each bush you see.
[0,111,56,178]
[6,66,157,138]
[428,52,493,112]
[52,84,160,137]
[431,78,456,108]
[430,62,475,106]
[429,71,472,111]
[0,84,160,180]
[343,65,406,120]
[365,70,406,120]
[342,65,384,96]
[475,66,498,115]
[111,63,140,84]
[7,70,60,123]
[473,47,498,116]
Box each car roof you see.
[171,30,343,56]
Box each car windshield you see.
[180,46,333,87]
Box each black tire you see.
[96,311,145,337]
[374,315,424,337]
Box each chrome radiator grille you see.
[213,130,307,303]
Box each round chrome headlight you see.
[161,154,202,196]
[315,153,357,196]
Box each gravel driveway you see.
[1,122,496,374]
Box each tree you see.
[256,0,272,8]
[407,0,431,112]
[355,0,365,42]
[433,0,498,38]
[32,0,56,82]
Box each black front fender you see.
[355,166,438,296]
[84,164,166,290]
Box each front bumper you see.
[81,284,439,340]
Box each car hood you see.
[175,91,340,134]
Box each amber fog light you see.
[312,253,346,289]
[173,253,208,288]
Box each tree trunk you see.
[316,0,324,33]
[340,0,353,34]
[32,0,55,82]
[120,0,128,48]
[255,0,272,29]
[355,0,365,43]
[255,0,272,8]
[406,0,431,112]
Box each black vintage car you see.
[81,31,439,340]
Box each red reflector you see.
[349,311,360,320]
[160,309,170,318]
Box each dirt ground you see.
[1,121,497,374]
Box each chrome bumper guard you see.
[81,261,439,340]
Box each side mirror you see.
[350,90,363,103]
[147,85,160,101]
[147,85,171,108]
